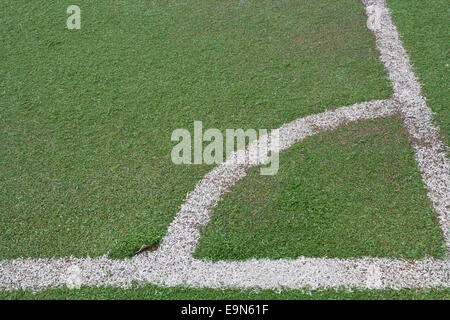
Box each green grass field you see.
[387,0,449,149]
[0,0,448,300]
[0,0,391,259]
[195,117,446,261]
[1,285,449,300]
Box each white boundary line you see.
[0,0,448,291]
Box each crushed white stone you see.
[0,0,448,292]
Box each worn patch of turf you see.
[195,117,447,261]
[0,285,449,300]
[387,0,449,148]
[0,0,391,259]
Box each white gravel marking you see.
[0,0,448,291]
[362,0,450,253]
[159,99,397,259]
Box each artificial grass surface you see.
[195,117,447,261]
[387,0,449,149]
[0,0,391,259]
[1,285,449,300]
[0,0,448,302]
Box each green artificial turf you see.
[1,285,449,300]
[0,0,391,259]
[0,0,448,302]
[387,0,449,149]
[195,117,447,261]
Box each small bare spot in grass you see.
[135,244,158,255]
